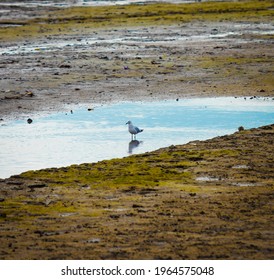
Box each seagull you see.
[126,120,143,140]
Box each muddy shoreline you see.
[0,124,273,259]
[1,2,273,121]
[0,1,274,260]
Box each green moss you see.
[1,197,77,220]
[1,125,273,259]
[1,0,273,41]
[19,148,239,195]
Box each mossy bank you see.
[0,124,273,259]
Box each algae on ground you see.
[0,125,274,259]
[0,0,273,41]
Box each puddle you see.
[1,22,273,56]
[0,1,200,8]
[1,97,274,179]
[232,165,249,169]
[231,182,260,187]
[196,176,220,182]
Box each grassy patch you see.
[0,0,273,41]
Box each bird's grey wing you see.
[134,126,142,133]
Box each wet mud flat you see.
[0,124,273,259]
[0,1,273,260]
[0,1,274,120]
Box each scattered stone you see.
[27,118,33,124]
[0,198,5,202]
[238,126,244,132]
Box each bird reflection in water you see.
[128,140,143,154]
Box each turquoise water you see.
[0,97,274,178]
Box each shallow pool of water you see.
[1,97,274,178]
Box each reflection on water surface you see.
[1,97,274,178]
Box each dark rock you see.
[211,28,218,35]
[132,204,143,208]
[27,118,33,124]
[7,181,23,185]
[28,183,47,189]
[110,214,120,219]
[59,64,71,68]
